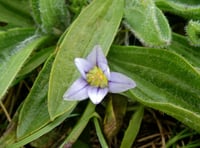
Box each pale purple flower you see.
[63,45,136,104]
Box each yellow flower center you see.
[86,66,108,88]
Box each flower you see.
[63,45,136,104]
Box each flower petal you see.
[75,58,93,79]
[109,72,136,93]
[87,45,107,67]
[98,62,110,79]
[88,87,108,104]
[63,78,89,101]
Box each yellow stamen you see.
[86,66,108,88]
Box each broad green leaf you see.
[0,0,33,26]
[155,0,200,19]
[48,0,124,120]
[167,33,200,68]
[120,105,144,148]
[108,46,200,133]
[39,0,69,33]
[124,0,171,47]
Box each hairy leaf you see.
[167,33,200,68]
[0,28,49,100]
[185,20,200,47]
[124,0,171,47]
[155,0,200,19]
[108,46,200,132]
[37,0,69,33]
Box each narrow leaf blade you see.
[17,54,55,139]
[121,105,144,148]
[0,28,48,100]
[0,0,33,26]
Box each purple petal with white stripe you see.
[75,58,93,79]
[109,72,136,93]
[63,78,89,101]
[87,45,107,66]
[88,87,108,104]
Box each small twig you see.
[0,100,12,122]
[22,80,31,92]
[137,133,161,142]
[151,111,166,148]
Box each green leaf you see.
[16,54,75,145]
[11,46,55,87]
[60,102,96,147]
[167,33,200,68]
[108,45,200,133]
[0,108,19,147]
[38,0,69,33]
[0,28,34,50]
[103,94,127,143]
[120,105,144,148]
[166,128,196,148]
[93,117,108,148]
[185,20,200,47]
[155,0,200,20]
[30,0,42,26]
[0,28,49,100]
[0,0,33,26]
[48,0,124,120]
[124,0,171,47]
[17,46,55,77]
[17,54,54,139]
[8,110,74,147]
